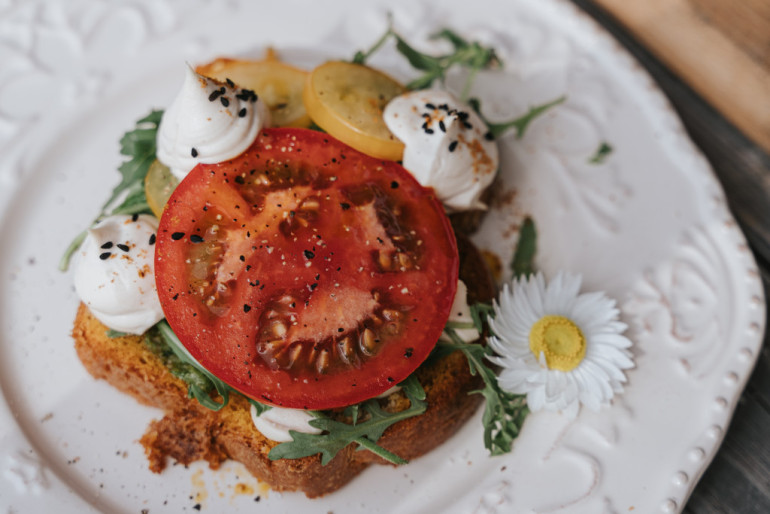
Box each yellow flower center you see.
[529,315,586,371]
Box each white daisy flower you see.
[487,271,634,418]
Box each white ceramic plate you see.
[0,1,765,513]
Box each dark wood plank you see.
[571,1,770,512]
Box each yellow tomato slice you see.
[303,61,406,161]
[144,160,179,218]
[196,56,311,128]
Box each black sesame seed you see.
[243,304,251,313]
[238,107,247,118]
[438,120,446,132]
[116,244,130,252]
[304,250,315,259]
[190,234,204,243]
[173,293,179,300]
[310,283,318,290]
[220,97,230,107]
[463,122,473,129]
[338,328,344,333]
[390,181,399,189]
[226,78,235,88]
[340,202,350,210]
[239,255,245,261]
[208,90,222,102]
[149,234,156,245]
[100,242,113,249]
[425,128,434,134]
[387,376,395,382]
[448,140,458,152]
[99,252,111,260]
[191,148,198,158]
[484,131,495,141]
[425,103,436,110]
[171,232,185,240]
[234,175,245,184]
[132,213,139,222]
[439,103,449,111]
[404,347,414,358]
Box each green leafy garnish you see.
[510,217,537,279]
[469,96,566,140]
[353,24,500,99]
[152,320,231,411]
[59,110,163,271]
[469,303,495,334]
[589,141,613,164]
[105,329,128,339]
[439,330,528,456]
[268,375,427,466]
[352,15,395,65]
[248,398,272,416]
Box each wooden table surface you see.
[572,1,770,512]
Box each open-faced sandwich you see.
[62,26,633,498]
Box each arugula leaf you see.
[439,330,528,455]
[430,28,469,51]
[248,398,272,416]
[469,303,495,335]
[588,141,613,164]
[352,24,500,97]
[59,109,163,271]
[469,96,566,140]
[152,321,230,411]
[268,375,427,465]
[510,217,537,279]
[352,16,395,65]
[145,322,278,414]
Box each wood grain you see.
[590,0,770,153]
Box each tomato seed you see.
[316,349,330,374]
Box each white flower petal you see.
[544,271,582,315]
[486,270,635,417]
[528,385,546,411]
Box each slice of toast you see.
[72,235,495,498]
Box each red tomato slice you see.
[155,128,458,410]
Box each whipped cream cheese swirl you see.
[157,66,270,180]
[250,404,322,442]
[383,90,498,211]
[73,215,164,334]
[442,280,481,343]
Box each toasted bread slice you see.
[72,236,494,497]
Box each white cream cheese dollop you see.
[157,66,270,180]
[383,90,498,211]
[441,280,480,343]
[73,215,164,334]
[250,404,322,443]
